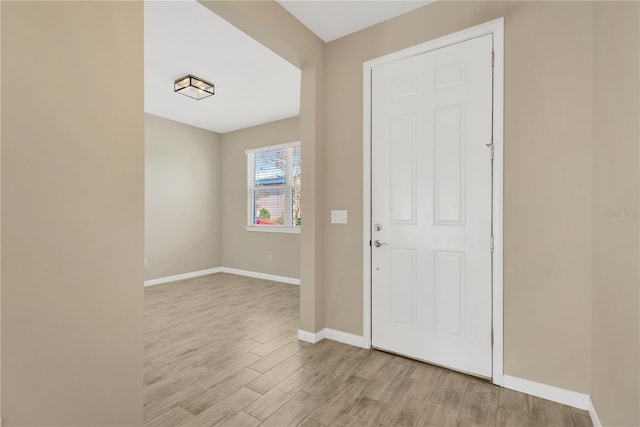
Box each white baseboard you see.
[144,266,300,287]
[144,267,223,287]
[297,327,367,348]
[220,267,300,285]
[502,375,589,410]
[324,328,368,348]
[588,397,602,427]
[298,329,325,343]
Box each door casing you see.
[362,17,504,386]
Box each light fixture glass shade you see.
[174,74,215,100]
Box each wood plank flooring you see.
[144,273,592,427]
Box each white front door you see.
[371,34,494,378]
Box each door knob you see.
[374,240,388,248]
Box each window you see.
[246,142,301,233]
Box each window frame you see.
[245,141,301,234]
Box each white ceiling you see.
[144,1,435,133]
[144,1,301,134]
[277,0,433,42]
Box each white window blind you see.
[246,142,301,232]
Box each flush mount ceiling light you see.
[174,74,215,100]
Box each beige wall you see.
[1,1,143,425]
[220,117,300,279]
[0,0,3,418]
[591,2,640,426]
[323,1,594,393]
[145,114,222,280]
[145,113,301,281]
[301,64,326,331]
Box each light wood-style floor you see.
[144,273,592,427]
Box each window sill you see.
[245,226,300,234]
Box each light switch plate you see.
[331,210,348,224]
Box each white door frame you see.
[362,17,504,386]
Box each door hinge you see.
[491,328,494,345]
[369,240,372,247]
[491,50,495,67]
[490,236,494,252]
